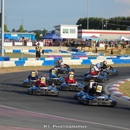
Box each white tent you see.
[117,35,130,41]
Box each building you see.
[0,32,36,41]
[54,24,78,39]
[78,29,130,41]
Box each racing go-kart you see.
[47,69,65,85]
[22,71,38,87]
[60,74,84,91]
[79,93,117,107]
[84,65,109,83]
[100,62,119,76]
[51,62,74,74]
[28,85,59,96]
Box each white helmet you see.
[96,63,100,69]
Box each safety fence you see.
[1,55,130,67]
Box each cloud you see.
[115,0,130,5]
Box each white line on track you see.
[0,104,129,130]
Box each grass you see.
[119,81,130,97]
[4,53,40,58]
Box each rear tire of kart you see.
[74,95,78,100]
[60,87,64,91]
[116,71,119,75]
[71,69,74,72]
[56,92,59,96]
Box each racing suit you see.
[65,74,76,84]
[35,77,46,87]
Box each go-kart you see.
[102,67,119,76]
[79,94,117,107]
[51,63,74,74]
[23,79,37,87]
[100,62,119,76]
[28,85,59,96]
[84,71,109,83]
[47,69,65,85]
[23,71,39,87]
[60,74,84,91]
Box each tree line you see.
[76,16,130,30]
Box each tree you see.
[19,25,24,32]
[43,29,47,36]
[35,30,40,40]
[12,28,16,32]
[4,24,8,32]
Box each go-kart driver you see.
[90,63,101,76]
[83,79,95,92]
[102,61,111,70]
[55,59,63,67]
[35,75,47,87]
[49,68,60,78]
[65,71,76,84]
[28,70,39,81]
[88,82,103,96]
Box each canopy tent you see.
[117,35,130,41]
[42,33,61,40]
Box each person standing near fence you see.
[35,43,42,60]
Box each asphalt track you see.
[0,67,130,130]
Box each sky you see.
[0,0,130,31]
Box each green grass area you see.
[119,81,130,97]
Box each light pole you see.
[1,0,4,56]
[87,0,89,29]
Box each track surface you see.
[0,67,130,130]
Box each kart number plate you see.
[69,75,74,80]
[52,70,56,74]
[31,72,36,77]
[96,85,102,93]
[41,77,45,83]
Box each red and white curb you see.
[108,79,130,102]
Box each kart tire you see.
[55,92,59,97]
[23,83,28,87]
[60,87,65,91]
[71,69,74,72]
[74,95,78,100]
[116,71,119,75]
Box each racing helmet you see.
[96,63,100,69]
[69,71,74,75]
[103,60,107,65]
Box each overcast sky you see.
[0,0,130,31]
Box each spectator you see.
[110,48,113,55]
[35,43,42,60]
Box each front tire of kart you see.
[23,83,27,87]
